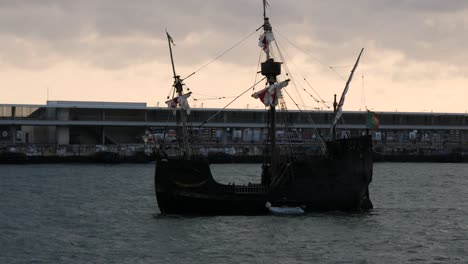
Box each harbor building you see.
[1,101,468,159]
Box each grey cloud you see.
[0,0,467,79]
[0,0,261,69]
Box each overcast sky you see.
[1,0,468,112]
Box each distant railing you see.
[0,144,155,157]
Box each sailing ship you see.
[155,2,373,215]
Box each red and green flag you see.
[366,111,379,129]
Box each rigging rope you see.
[265,37,328,155]
[190,91,237,102]
[302,78,329,108]
[269,36,327,153]
[182,28,261,81]
[167,86,175,101]
[198,77,266,128]
[282,89,328,155]
[273,34,330,110]
[361,75,366,111]
[274,30,346,81]
[252,49,263,92]
[192,96,237,102]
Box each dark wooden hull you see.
[155,136,373,215]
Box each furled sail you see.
[258,31,275,54]
[166,92,192,115]
[331,48,364,132]
[252,79,289,107]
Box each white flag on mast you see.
[258,31,275,54]
[166,92,191,115]
[252,80,289,107]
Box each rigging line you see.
[273,36,329,109]
[361,75,366,110]
[283,89,327,154]
[329,65,352,69]
[198,77,266,128]
[296,104,325,109]
[252,49,263,92]
[272,40,307,109]
[274,30,346,81]
[182,28,261,82]
[167,86,175,100]
[283,63,326,110]
[275,48,315,110]
[282,61,317,105]
[284,72,316,111]
[275,76,323,149]
[302,78,330,108]
[301,86,320,103]
[275,112,295,158]
[280,69,307,109]
[276,110,302,159]
[193,96,237,102]
[276,48,328,114]
[191,92,236,98]
[160,107,177,152]
[282,127,302,159]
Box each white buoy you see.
[265,202,305,215]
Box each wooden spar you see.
[263,0,268,19]
[166,31,177,80]
[262,6,276,166]
[263,1,266,19]
[331,48,364,140]
[165,30,191,158]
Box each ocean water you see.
[1,163,467,263]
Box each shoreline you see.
[1,152,467,164]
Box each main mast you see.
[260,2,282,166]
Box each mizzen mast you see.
[331,48,364,140]
[166,31,192,158]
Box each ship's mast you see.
[166,32,191,158]
[260,2,281,166]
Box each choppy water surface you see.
[1,163,467,263]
